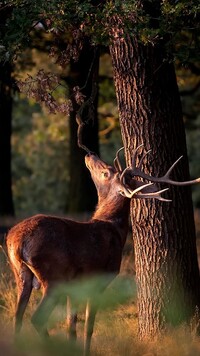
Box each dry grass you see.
[1,249,200,356]
[0,210,200,355]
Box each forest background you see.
[3,40,200,217]
[1,1,200,355]
[0,1,199,219]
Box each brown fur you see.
[7,149,199,354]
[6,153,130,355]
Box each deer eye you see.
[101,171,109,178]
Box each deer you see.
[6,144,200,355]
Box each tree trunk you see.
[0,62,14,216]
[67,41,99,213]
[110,28,200,337]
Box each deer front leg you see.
[84,299,97,356]
[67,296,77,339]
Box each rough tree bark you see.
[0,62,14,216]
[109,24,200,337]
[67,41,99,213]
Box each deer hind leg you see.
[84,299,97,356]
[14,264,33,335]
[67,296,77,339]
[31,285,58,337]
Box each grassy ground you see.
[0,211,200,355]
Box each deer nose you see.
[86,151,97,157]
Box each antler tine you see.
[156,156,200,186]
[113,147,124,173]
[129,153,200,187]
[119,144,149,185]
[135,188,171,201]
[131,144,144,168]
[120,184,172,201]
[137,194,172,202]
[162,156,183,180]
[113,158,122,173]
[120,182,154,198]
[120,167,131,186]
[119,144,145,185]
[138,149,152,169]
[156,196,172,202]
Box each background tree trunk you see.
[110,31,200,338]
[0,62,14,216]
[67,42,99,213]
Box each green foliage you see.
[10,47,123,214]
[1,1,199,213]
[1,242,200,355]
[176,63,200,207]
[1,0,200,62]
[1,1,42,59]
[10,52,200,213]
[186,117,200,208]
[53,274,136,311]
[12,96,69,215]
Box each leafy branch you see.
[17,69,88,115]
[17,69,71,114]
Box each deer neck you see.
[92,195,130,246]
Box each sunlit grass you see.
[1,249,200,356]
[1,212,200,355]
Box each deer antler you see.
[129,144,200,186]
[133,188,172,202]
[113,147,124,173]
[119,182,154,198]
[114,144,200,201]
[115,146,171,201]
[120,183,171,202]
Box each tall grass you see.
[0,211,200,355]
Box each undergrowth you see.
[0,212,200,355]
[0,246,200,356]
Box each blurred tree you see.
[0,3,14,216]
[11,46,70,216]
[177,62,200,207]
[0,62,14,216]
[12,97,69,215]
[66,40,99,213]
[13,24,100,214]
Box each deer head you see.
[85,150,166,203]
[85,144,200,203]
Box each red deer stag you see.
[6,145,200,355]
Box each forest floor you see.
[0,210,200,356]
